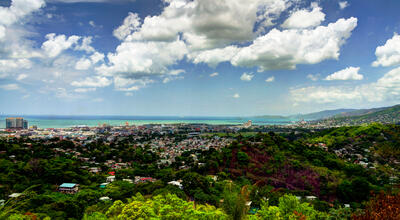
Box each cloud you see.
[48,0,136,3]
[89,21,95,27]
[71,76,112,87]
[113,12,141,41]
[0,0,45,27]
[0,83,20,90]
[162,76,184,83]
[124,0,289,49]
[75,58,92,70]
[74,36,95,53]
[231,17,357,71]
[0,59,32,72]
[97,39,187,77]
[162,69,185,83]
[0,0,45,74]
[372,33,400,67]
[41,33,81,58]
[325,66,363,81]
[168,69,185,76]
[307,74,320,81]
[74,87,96,93]
[339,1,349,10]
[291,66,400,105]
[109,0,290,61]
[265,76,275,82]
[75,52,104,70]
[291,86,362,104]
[96,0,357,94]
[233,93,240,98]
[281,3,325,29]
[240,72,254,81]
[188,46,240,68]
[113,76,154,91]
[16,74,28,81]
[210,72,219,77]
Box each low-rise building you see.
[8,193,22,198]
[58,183,79,194]
[106,176,116,183]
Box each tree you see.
[221,184,249,220]
[352,191,400,220]
[104,193,227,220]
[256,194,328,220]
[82,212,108,220]
[237,151,250,166]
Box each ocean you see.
[0,115,298,129]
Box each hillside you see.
[256,109,357,120]
[293,109,357,120]
[316,104,400,126]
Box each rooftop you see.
[59,183,77,188]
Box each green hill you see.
[319,104,400,125]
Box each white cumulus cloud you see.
[97,39,187,77]
[281,3,325,29]
[240,72,254,81]
[113,12,141,41]
[291,66,400,105]
[339,1,349,10]
[231,17,358,71]
[325,66,363,81]
[372,33,400,67]
[41,33,81,58]
[71,76,112,87]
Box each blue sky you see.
[1,0,400,116]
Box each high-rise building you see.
[6,117,28,129]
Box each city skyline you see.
[1,0,400,116]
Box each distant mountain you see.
[256,104,400,123]
[256,109,358,120]
[316,104,400,125]
[291,109,357,120]
[332,106,390,117]
[254,115,289,119]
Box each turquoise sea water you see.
[0,115,297,129]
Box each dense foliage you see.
[0,124,399,219]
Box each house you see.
[9,193,22,198]
[58,183,79,194]
[305,196,317,201]
[88,167,101,174]
[123,179,133,183]
[99,183,109,189]
[168,180,183,189]
[100,196,111,201]
[106,176,116,183]
[134,176,156,184]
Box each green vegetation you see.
[0,124,399,219]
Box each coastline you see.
[0,115,297,129]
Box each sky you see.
[1,0,400,116]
